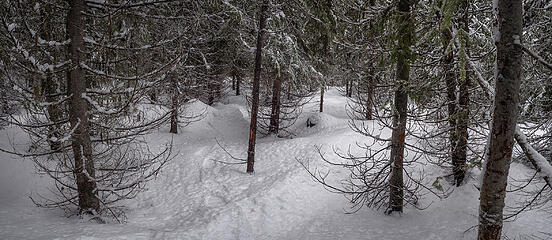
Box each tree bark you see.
[66,0,100,214]
[348,79,353,97]
[365,69,374,120]
[442,24,458,165]
[477,0,522,237]
[269,75,282,134]
[170,73,178,134]
[345,79,350,97]
[40,6,62,151]
[388,0,412,214]
[207,78,215,105]
[246,0,268,173]
[452,0,470,186]
[319,84,324,112]
[236,71,241,96]
[231,73,235,91]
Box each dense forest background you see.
[0,0,551,239]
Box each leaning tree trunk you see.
[66,0,100,214]
[452,0,471,187]
[169,73,178,134]
[387,0,412,214]
[477,0,522,238]
[269,75,282,134]
[246,0,268,173]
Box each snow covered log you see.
[514,127,552,189]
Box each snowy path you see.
[1,88,550,239]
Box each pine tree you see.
[246,0,269,173]
[388,0,414,214]
[477,0,523,237]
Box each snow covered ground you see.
[1,88,550,240]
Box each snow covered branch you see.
[80,52,186,81]
[514,127,552,189]
[519,44,552,72]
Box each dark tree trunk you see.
[286,83,291,100]
[319,84,324,112]
[348,79,353,97]
[170,73,178,134]
[442,25,458,163]
[40,5,62,151]
[231,73,235,91]
[149,88,158,103]
[387,0,412,214]
[44,78,62,151]
[66,0,100,214]
[345,79,350,97]
[365,70,374,120]
[236,74,241,96]
[246,0,268,173]
[452,0,471,187]
[236,72,241,96]
[477,0,522,238]
[269,75,282,134]
[207,79,215,106]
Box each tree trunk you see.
[44,77,62,151]
[170,73,178,134]
[235,70,241,96]
[207,78,215,105]
[345,79,350,97]
[66,0,100,214]
[365,70,374,120]
[149,88,158,103]
[348,79,353,97]
[231,73,235,91]
[452,0,470,187]
[319,84,324,112]
[40,4,62,151]
[477,0,522,237]
[387,0,412,214]
[246,0,268,173]
[442,24,458,164]
[269,75,282,134]
[286,83,291,100]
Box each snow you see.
[545,1,552,10]
[492,0,500,43]
[82,93,117,114]
[7,23,17,32]
[1,87,550,239]
[513,35,520,45]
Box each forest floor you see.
[0,87,550,240]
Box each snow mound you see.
[291,112,347,138]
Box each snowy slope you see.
[1,87,550,240]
